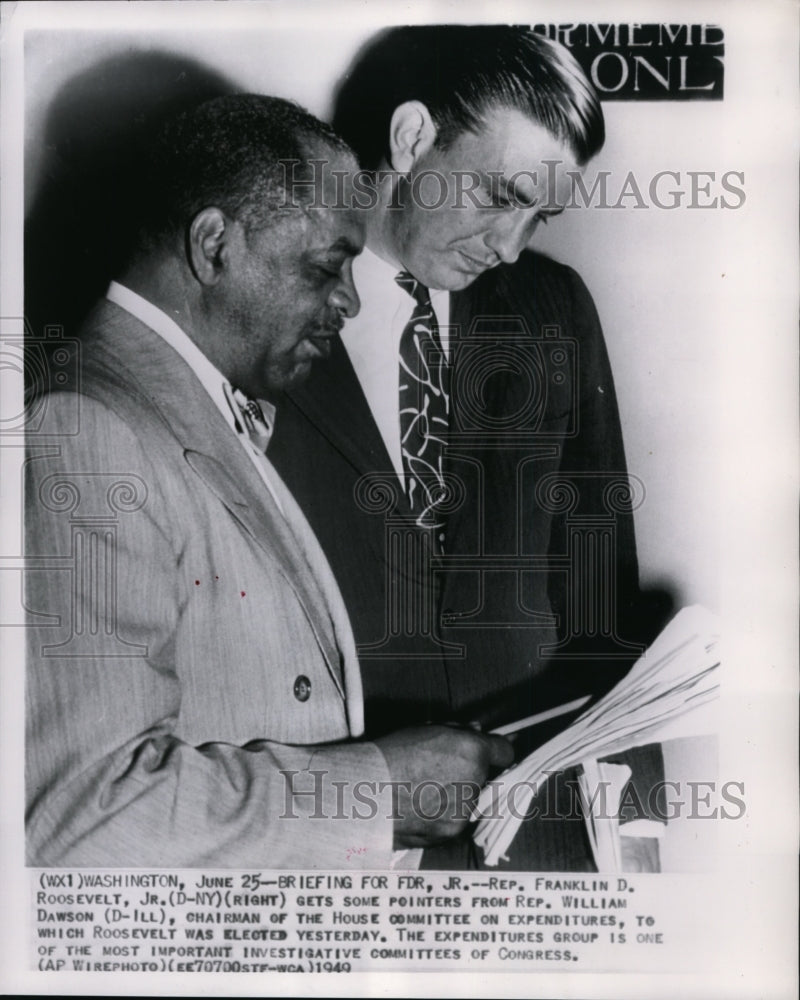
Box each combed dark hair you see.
[136,93,351,250]
[332,26,604,169]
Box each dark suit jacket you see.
[269,250,665,869]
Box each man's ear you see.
[388,101,437,173]
[187,207,229,286]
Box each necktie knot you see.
[240,397,264,424]
[230,386,273,453]
[395,270,432,310]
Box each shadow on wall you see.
[25,51,238,339]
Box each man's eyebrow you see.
[478,171,539,209]
[324,236,363,256]
[498,174,539,208]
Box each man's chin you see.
[415,266,478,293]
[286,360,315,386]
[447,270,484,291]
[264,359,313,395]
[430,258,493,291]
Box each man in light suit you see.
[25,94,512,868]
[268,29,668,871]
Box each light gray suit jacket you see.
[25,300,393,868]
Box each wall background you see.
[19,13,786,611]
[3,3,797,991]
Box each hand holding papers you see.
[473,606,721,867]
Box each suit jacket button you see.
[293,675,312,702]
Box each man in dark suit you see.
[268,28,666,870]
[25,94,512,868]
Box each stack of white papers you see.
[473,605,721,867]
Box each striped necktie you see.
[395,270,450,548]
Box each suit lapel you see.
[280,286,497,541]
[285,335,404,495]
[84,301,348,696]
[284,255,540,489]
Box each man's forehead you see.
[304,206,365,255]
[307,144,358,186]
[434,109,579,205]
[441,107,575,166]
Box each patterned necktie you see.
[395,271,450,547]
[230,386,273,453]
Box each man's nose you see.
[329,260,361,319]
[483,211,533,265]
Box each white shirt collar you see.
[105,280,276,432]
[350,244,450,300]
[353,244,402,287]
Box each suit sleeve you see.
[557,264,642,637]
[559,264,674,649]
[25,394,394,869]
[560,267,666,821]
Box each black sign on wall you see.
[531,24,724,100]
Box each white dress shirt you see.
[106,281,283,512]
[341,247,450,482]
